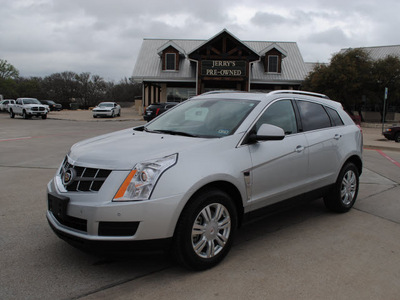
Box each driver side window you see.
[255,100,298,135]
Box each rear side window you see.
[297,101,331,131]
[326,107,344,126]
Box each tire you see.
[10,110,15,118]
[42,114,47,119]
[22,110,28,119]
[324,162,359,213]
[111,111,115,118]
[395,133,400,143]
[173,189,237,270]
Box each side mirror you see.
[248,124,285,143]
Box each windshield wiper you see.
[145,128,198,137]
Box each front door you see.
[246,99,309,210]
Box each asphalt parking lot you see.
[1,109,400,299]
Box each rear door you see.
[296,100,342,189]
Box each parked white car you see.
[92,102,121,118]
[47,91,363,270]
[0,99,16,112]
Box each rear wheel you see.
[324,162,359,213]
[173,189,237,270]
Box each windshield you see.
[24,99,40,104]
[145,98,259,138]
[98,103,114,107]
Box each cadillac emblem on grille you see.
[62,168,76,186]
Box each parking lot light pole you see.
[382,87,388,133]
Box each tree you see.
[0,59,19,80]
[75,73,108,108]
[16,77,46,99]
[0,59,20,98]
[108,77,142,103]
[303,49,373,117]
[42,71,79,108]
[368,55,400,120]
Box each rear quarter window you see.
[326,107,344,126]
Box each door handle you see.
[334,134,342,140]
[295,145,304,153]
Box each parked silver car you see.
[47,91,363,270]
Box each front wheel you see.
[395,133,400,143]
[42,114,47,119]
[324,162,359,213]
[173,189,237,270]
[10,110,15,118]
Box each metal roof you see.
[132,38,309,84]
[340,45,400,60]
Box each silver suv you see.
[47,91,363,270]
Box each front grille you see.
[32,107,46,111]
[98,222,139,236]
[60,157,112,192]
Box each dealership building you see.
[132,29,314,107]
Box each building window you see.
[268,55,278,73]
[166,87,196,102]
[165,53,176,70]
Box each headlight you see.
[113,154,177,201]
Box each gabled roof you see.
[157,40,187,57]
[132,32,309,84]
[188,28,259,60]
[259,43,288,58]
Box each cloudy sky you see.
[1,0,399,82]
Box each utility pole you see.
[382,87,388,132]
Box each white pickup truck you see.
[9,98,49,119]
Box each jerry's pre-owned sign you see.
[201,60,246,77]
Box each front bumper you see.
[143,114,155,121]
[382,132,394,140]
[27,110,47,116]
[93,110,113,117]
[46,178,184,247]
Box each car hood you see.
[68,128,213,170]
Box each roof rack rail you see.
[268,90,330,99]
[201,90,245,95]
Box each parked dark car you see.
[143,102,179,121]
[383,124,400,142]
[40,100,62,111]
